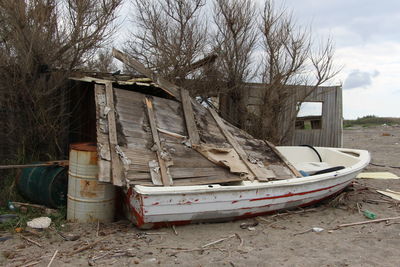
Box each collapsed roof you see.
[71,49,301,187]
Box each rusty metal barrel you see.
[67,143,115,223]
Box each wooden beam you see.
[94,84,111,182]
[144,97,173,186]
[112,48,181,100]
[180,89,200,145]
[264,140,303,178]
[208,108,275,181]
[186,54,218,72]
[105,82,124,186]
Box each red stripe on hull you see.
[130,181,351,229]
[249,179,348,201]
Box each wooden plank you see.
[94,84,111,182]
[148,160,163,185]
[208,108,276,181]
[180,89,200,145]
[105,82,124,186]
[112,48,181,100]
[144,97,173,186]
[264,140,303,178]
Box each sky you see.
[118,0,400,119]
[284,0,400,119]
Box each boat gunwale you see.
[132,147,370,195]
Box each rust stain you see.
[89,152,97,165]
[152,202,160,206]
[232,200,238,204]
[71,142,97,152]
[79,180,103,198]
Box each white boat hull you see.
[123,147,370,228]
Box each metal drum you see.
[67,143,115,223]
[18,165,67,208]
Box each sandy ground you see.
[1,125,400,267]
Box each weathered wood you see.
[264,140,303,178]
[208,108,276,181]
[337,216,400,228]
[127,175,240,186]
[0,160,68,170]
[112,48,181,100]
[94,84,111,182]
[180,89,200,145]
[105,82,124,186]
[157,128,186,139]
[145,97,173,186]
[148,160,163,185]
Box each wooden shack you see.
[220,84,343,148]
[62,49,301,187]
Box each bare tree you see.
[246,0,339,144]
[0,0,122,163]
[213,0,258,128]
[85,48,118,73]
[125,0,208,92]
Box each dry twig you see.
[47,250,58,267]
[202,234,236,248]
[20,235,42,248]
[68,236,109,256]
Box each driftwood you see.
[68,236,109,256]
[336,216,400,229]
[20,235,42,248]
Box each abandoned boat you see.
[124,146,370,228]
[70,49,370,228]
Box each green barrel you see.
[18,165,68,208]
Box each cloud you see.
[343,70,380,90]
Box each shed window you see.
[295,102,323,130]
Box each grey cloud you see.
[343,70,380,90]
[284,0,400,45]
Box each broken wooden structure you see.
[219,84,343,148]
[68,49,299,187]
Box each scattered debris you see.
[335,216,400,229]
[68,236,109,256]
[377,189,400,201]
[240,221,259,230]
[0,236,13,242]
[294,227,324,236]
[172,225,178,235]
[363,210,377,219]
[56,230,80,241]
[20,235,42,248]
[369,163,400,169]
[0,214,18,223]
[27,217,52,229]
[356,172,399,179]
[202,234,236,248]
[47,250,58,267]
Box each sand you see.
[1,125,399,266]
